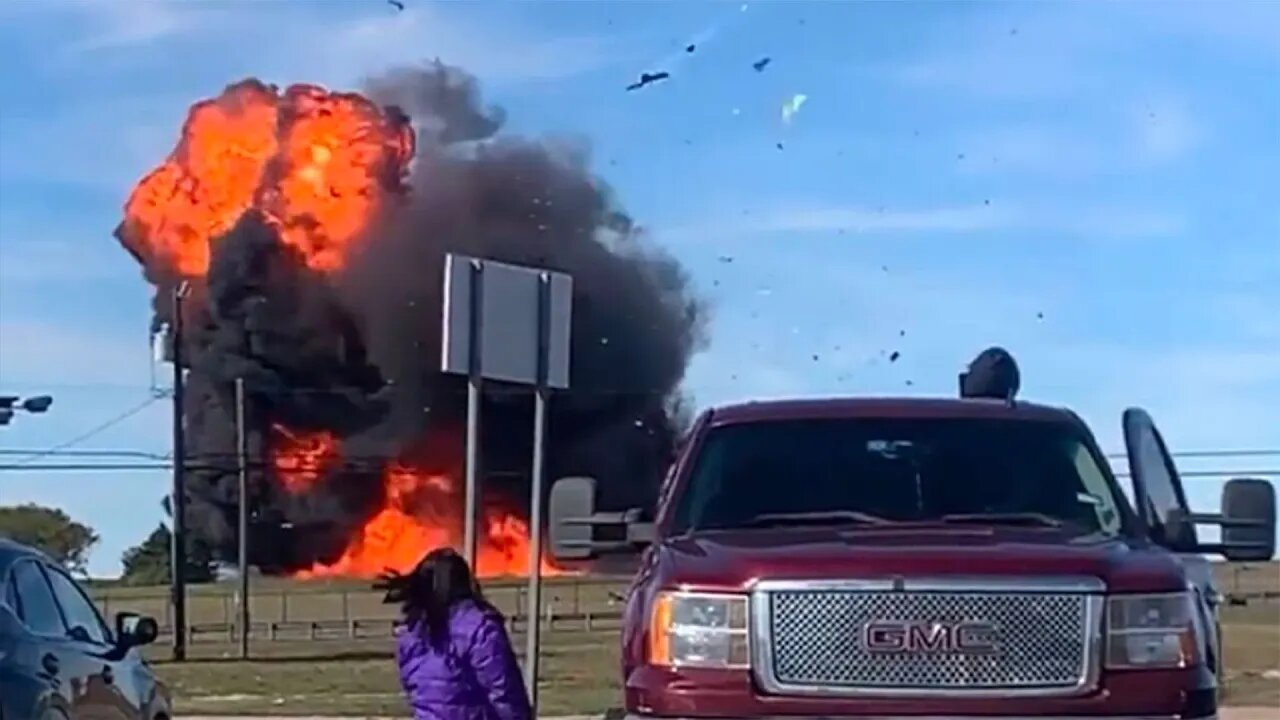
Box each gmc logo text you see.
[862,620,1000,654]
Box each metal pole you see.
[464,378,481,565]
[524,387,548,707]
[524,272,552,710]
[463,260,484,566]
[170,283,188,662]
[235,377,250,659]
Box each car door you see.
[1121,407,1222,673]
[8,558,93,719]
[42,565,139,720]
[1121,408,1197,547]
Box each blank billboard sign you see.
[441,254,572,389]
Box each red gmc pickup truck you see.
[549,397,1276,720]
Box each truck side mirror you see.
[550,477,598,560]
[548,476,655,561]
[1220,478,1276,562]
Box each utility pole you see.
[170,282,190,662]
[235,377,250,660]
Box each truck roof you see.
[708,396,1080,427]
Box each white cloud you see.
[957,98,1203,180]
[63,0,211,54]
[0,93,186,193]
[883,5,1115,101]
[0,238,128,283]
[32,0,618,85]
[662,200,1182,243]
[307,6,618,85]
[665,203,1014,242]
[0,319,156,389]
[957,125,1107,178]
[1132,97,1203,164]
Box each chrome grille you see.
[765,588,1091,692]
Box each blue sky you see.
[0,0,1276,576]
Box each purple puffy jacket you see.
[396,600,533,720]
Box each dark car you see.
[0,538,171,720]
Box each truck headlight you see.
[1106,592,1200,669]
[648,591,749,669]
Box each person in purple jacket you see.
[377,548,533,720]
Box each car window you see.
[672,417,1129,536]
[1070,442,1121,535]
[4,575,20,613]
[11,561,65,636]
[45,568,110,645]
[1131,422,1198,547]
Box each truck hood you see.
[656,524,1186,593]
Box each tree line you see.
[0,503,216,584]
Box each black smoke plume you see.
[121,63,706,573]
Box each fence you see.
[91,575,631,645]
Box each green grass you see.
[1219,603,1280,706]
[151,634,619,716]
[100,565,1279,715]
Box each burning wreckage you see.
[115,65,705,578]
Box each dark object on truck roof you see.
[959,346,1020,401]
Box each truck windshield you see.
[671,418,1126,537]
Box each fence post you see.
[573,580,581,615]
[342,590,350,623]
[281,591,289,623]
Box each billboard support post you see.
[441,254,572,716]
[523,272,553,707]
[463,260,484,566]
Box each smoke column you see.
[116,63,706,575]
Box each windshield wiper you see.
[742,510,894,528]
[939,512,1064,528]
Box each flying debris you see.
[781,93,807,124]
[959,347,1021,401]
[686,44,696,53]
[753,57,772,72]
[889,351,901,363]
[627,71,671,91]
[387,0,405,10]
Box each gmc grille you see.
[754,580,1101,696]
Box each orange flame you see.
[269,427,563,580]
[121,79,413,276]
[271,425,340,494]
[125,79,553,581]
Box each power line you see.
[3,445,1276,463]
[1,462,1275,477]
[2,396,163,468]
[0,449,168,459]
[1105,449,1280,460]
